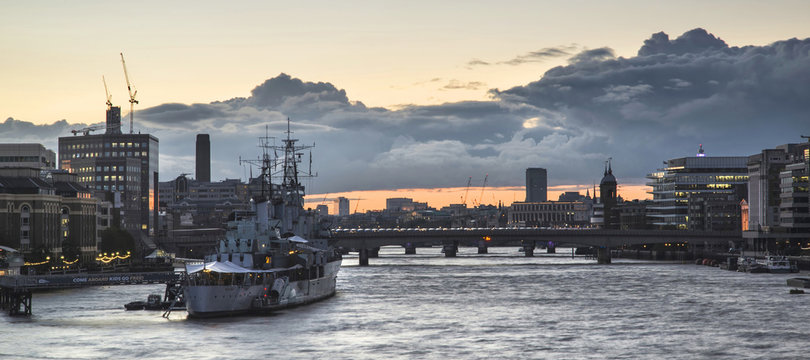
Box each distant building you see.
[158,175,249,230]
[558,191,587,202]
[646,148,748,230]
[386,197,414,212]
[525,168,547,202]
[617,200,653,230]
[316,204,329,216]
[0,143,56,169]
[337,197,349,216]
[196,134,211,183]
[508,201,592,228]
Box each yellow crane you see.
[476,173,488,207]
[102,75,113,109]
[120,52,138,134]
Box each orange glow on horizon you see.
[305,183,651,214]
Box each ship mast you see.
[239,118,315,207]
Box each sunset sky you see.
[2,1,809,212]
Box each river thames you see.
[2,247,807,359]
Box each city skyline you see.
[2,2,809,203]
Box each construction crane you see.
[102,75,113,109]
[353,198,363,214]
[71,124,106,136]
[461,176,472,207]
[475,173,488,207]
[120,52,138,134]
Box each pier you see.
[0,271,178,316]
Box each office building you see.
[743,141,810,251]
[746,144,806,231]
[0,143,56,169]
[196,134,210,183]
[58,114,159,237]
[525,168,547,202]
[337,197,350,216]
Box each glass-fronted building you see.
[646,155,748,229]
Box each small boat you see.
[737,257,761,272]
[765,256,792,273]
[787,278,810,289]
[125,294,164,311]
[124,301,146,310]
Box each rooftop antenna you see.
[697,144,706,157]
[120,52,138,134]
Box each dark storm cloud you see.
[5,28,809,194]
[638,28,729,56]
[493,28,810,183]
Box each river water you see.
[2,247,808,360]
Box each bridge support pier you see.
[0,289,32,316]
[369,247,380,258]
[522,240,535,257]
[404,244,416,255]
[359,248,370,266]
[477,240,488,254]
[443,241,458,257]
[546,242,556,254]
[597,247,612,264]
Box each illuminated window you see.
[60,207,70,241]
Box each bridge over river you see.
[332,228,741,266]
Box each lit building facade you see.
[508,201,592,227]
[646,154,748,229]
[0,168,97,261]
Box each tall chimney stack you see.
[196,134,210,182]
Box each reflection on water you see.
[3,246,807,360]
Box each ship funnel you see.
[255,196,269,232]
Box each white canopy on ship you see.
[185,261,302,274]
[288,235,308,243]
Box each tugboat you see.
[182,120,342,317]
